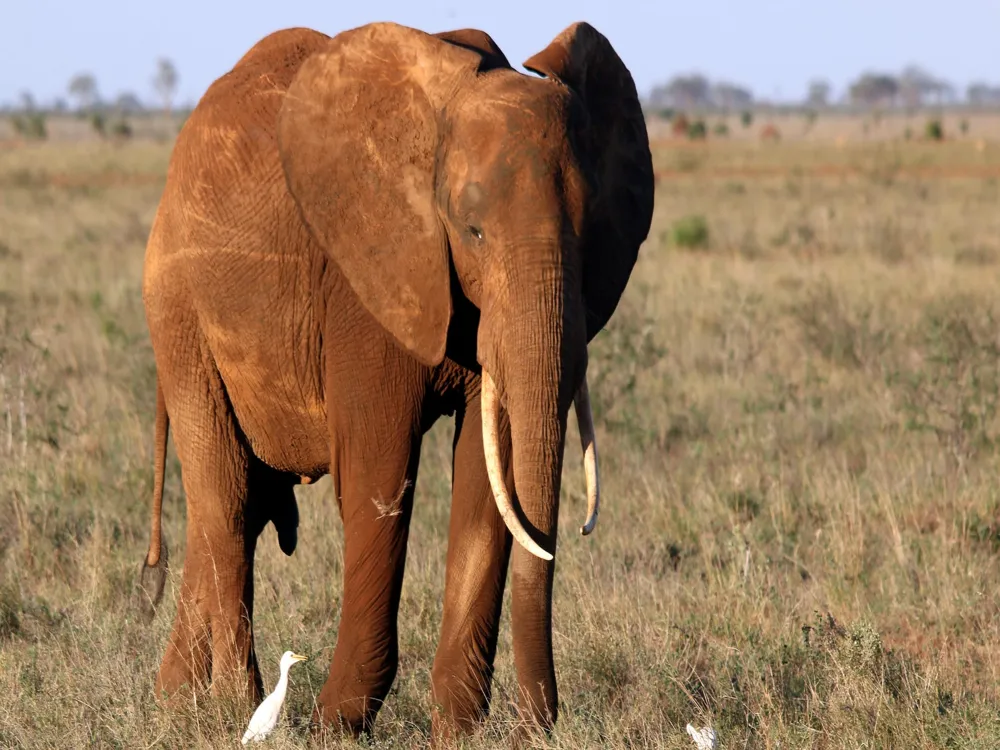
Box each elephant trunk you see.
[481,370,600,556]
[477,263,598,726]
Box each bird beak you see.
[291,653,308,661]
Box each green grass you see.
[2,136,1000,747]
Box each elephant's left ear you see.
[524,23,654,341]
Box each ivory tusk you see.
[481,370,554,562]
[574,376,600,536]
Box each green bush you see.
[670,214,710,250]
[925,118,944,141]
[713,122,730,137]
[10,113,47,140]
[90,112,106,137]
[740,110,753,128]
[960,119,969,135]
[109,119,133,140]
[687,119,708,140]
[889,296,1000,464]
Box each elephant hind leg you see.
[153,330,266,705]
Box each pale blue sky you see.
[2,0,998,106]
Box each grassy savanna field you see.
[1,126,1000,748]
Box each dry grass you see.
[2,130,1000,748]
[645,111,1000,145]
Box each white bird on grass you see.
[686,722,718,750]
[241,651,308,745]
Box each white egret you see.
[241,651,308,745]
[686,722,718,750]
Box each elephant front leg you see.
[431,392,513,744]
[314,434,421,735]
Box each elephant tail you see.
[138,379,170,623]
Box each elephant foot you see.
[310,706,365,739]
[430,711,479,749]
[154,624,212,702]
[155,637,262,707]
[154,592,263,708]
[429,670,492,746]
[312,681,389,738]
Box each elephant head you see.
[277,19,652,721]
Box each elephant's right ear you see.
[278,23,481,366]
[524,23,654,342]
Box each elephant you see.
[136,18,653,742]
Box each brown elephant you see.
[136,19,652,742]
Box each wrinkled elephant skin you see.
[137,20,653,743]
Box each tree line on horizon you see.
[3,58,180,117]
[2,58,180,141]
[646,66,1000,113]
[4,58,1000,121]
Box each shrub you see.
[925,118,944,141]
[90,112,106,137]
[687,119,708,140]
[960,119,969,135]
[10,113,47,140]
[670,214,710,250]
[109,119,133,141]
[713,122,730,137]
[888,296,1000,465]
[740,110,753,128]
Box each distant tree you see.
[848,72,899,108]
[18,91,36,112]
[898,65,953,108]
[68,73,99,111]
[937,81,957,105]
[153,58,179,115]
[806,79,831,107]
[115,92,145,114]
[711,81,753,110]
[648,73,711,110]
[52,98,68,113]
[967,82,1000,105]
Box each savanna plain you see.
[2,121,1000,748]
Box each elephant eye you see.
[467,225,484,242]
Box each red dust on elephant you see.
[136,20,653,744]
